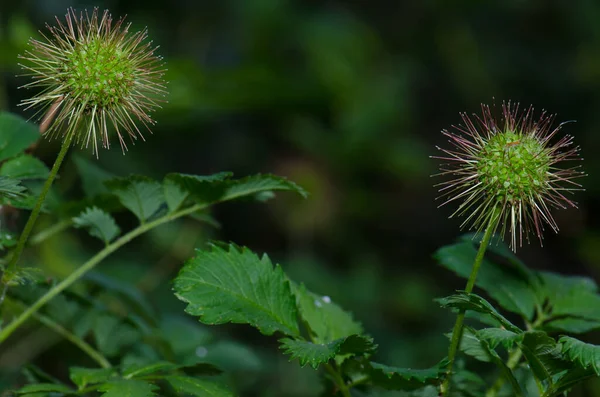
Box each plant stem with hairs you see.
[440,208,499,396]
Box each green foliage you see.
[437,292,521,333]
[70,367,117,389]
[97,380,158,397]
[560,337,600,375]
[165,376,234,397]
[0,175,26,198]
[294,282,363,343]
[0,154,49,179]
[105,176,164,222]
[174,243,300,337]
[73,207,120,244]
[279,334,375,368]
[435,240,539,319]
[368,361,446,390]
[0,112,40,162]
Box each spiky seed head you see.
[433,102,584,251]
[18,8,167,155]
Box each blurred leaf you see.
[0,154,48,179]
[223,173,308,200]
[435,240,538,319]
[294,283,363,343]
[174,243,300,337]
[0,112,39,162]
[280,334,376,369]
[105,175,163,222]
[163,172,231,210]
[559,336,600,375]
[97,380,158,397]
[69,367,117,389]
[0,175,26,198]
[13,383,73,394]
[368,360,445,391]
[92,313,140,357]
[165,376,234,397]
[437,293,522,333]
[73,207,120,244]
[73,154,114,197]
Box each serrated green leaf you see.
[166,376,234,397]
[123,361,179,379]
[73,154,114,197]
[280,334,376,369]
[469,327,524,397]
[13,383,73,394]
[105,176,163,222]
[477,328,521,350]
[294,283,363,343]
[69,367,117,389]
[73,207,120,244]
[0,175,26,198]
[542,366,597,397]
[223,173,308,200]
[174,243,300,337]
[520,332,569,384]
[163,172,232,209]
[559,336,600,375]
[97,380,158,397]
[455,327,491,363]
[437,293,521,333]
[0,112,40,161]
[0,154,49,179]
[368,361,445,391]
[435,241,538,319]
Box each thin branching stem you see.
[441,207,500,396]
[0,134,73,306]
[0,202,208,344]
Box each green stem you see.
[440,208,499,397]
[1,136,72,288]
[33,309,111,368]
[29,219,72,246]
[0,202,207,344]
[324,362,351,397]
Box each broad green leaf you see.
[97,380,158,397]
[520,332,569,384]
[280,334,376,369]
[105,176,163,222]
[368,361,445,390]
[0,112,40,161]
[0,155,48,179]
[437,293,522,333]
[92,313,140,357]
[166,376,234,397]
[294,283,362,343]
[13,383,73,394]
[222,173,308,200]
[559,336,600,375]
[435,240,538,319]
[551,289,600,324]
[70,367,117,389]
[73,207,120,244]
[174,243,300,337]
[163,172,232,209]
[73,154,114,197]
[0,175,26,198]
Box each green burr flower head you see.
[434,102,584,251]
[19,8,166,155]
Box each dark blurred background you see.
[0,0,599,396]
